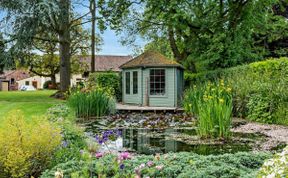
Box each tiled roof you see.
[80,55,133,72]
[0,70,31,81]
[120,51,183,69]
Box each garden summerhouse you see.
[120,51,184,107]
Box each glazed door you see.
[32,81,37,89]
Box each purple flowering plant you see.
[61,140,69,148]
[95,129,122,145]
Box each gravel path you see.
[232,122,288,150]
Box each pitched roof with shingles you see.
[0,70,31,81]
[120,51,183,69]
[80,55,133,72]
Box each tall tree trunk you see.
[90,0,96,73]
[59,0,71,92]
[168,27,197,73]
[51,75,57,89]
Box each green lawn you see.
[0,90,63,119]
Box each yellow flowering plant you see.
[184,80,233,138]
[0,111,62,178]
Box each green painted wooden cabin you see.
[120,51,184,107]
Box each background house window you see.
[150,69,165,95]
[10,78,15,85]
[133,71,138,94]
[125,72,130,94]
[25,81,29,85]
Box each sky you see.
[98,28,145,56]
[0,2,146,56]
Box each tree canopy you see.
[0,0,103,91]
[0,34,5,74]
[99,0,288,72]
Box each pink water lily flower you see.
[95,152,104,158]
[119,152,132,160]
[147,161,154,167]
[155,165,164,171]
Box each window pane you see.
[155,76,161,82]
[150,75,155,83]
[150,69,155,76]
[155,69,161,76]
[133,71,138,94]
[160,69,165,75]
[125,72,130,94]
[160,82,165,90]
[149,69,165,95]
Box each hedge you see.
[185,58,288,87]
[184,58,288,125]
[87,72,122,101]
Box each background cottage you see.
[120,51,184,107]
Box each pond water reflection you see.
[85,126,255,155]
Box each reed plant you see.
[184,80,232,138]
[68,87,115,119]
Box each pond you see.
[84,121,265,155]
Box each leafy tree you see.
[99,0,288,72]
[0,0,87,91]
[0,34,5,74]
[24,26,93,88]
[144,37,174,59]
[28,54,59,88]
[90,0,97,73]
[254,0,288,58]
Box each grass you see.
[0,90,63,119]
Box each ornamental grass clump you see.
[68,87,116,119]
[184,80,233,138]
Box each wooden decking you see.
[116,103,184,112]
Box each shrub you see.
[41,152,271,178]
[50,121,87,168]
[43,80,52,89]
[258,146,288,178]
[68,87,116,119]
[184,81,233,138]
[43,80,57,89]
[273,103,288,125]
[185,58,288,125]
[46,104,71,122]
[0,111,62,178]
[45,104,87,168]
[246,93,274,123]
[87,72,121,101]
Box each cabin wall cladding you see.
[122,68,142,105]
[121,51,184,107]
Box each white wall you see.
[17,74,84,89]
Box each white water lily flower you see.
[264,160,274,166]
[55,170,64,178]
[266,173,276,178]
[277,169,284,175]
[279,156,286,163]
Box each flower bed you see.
[41,151,271,178]
[258,146,288,177]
